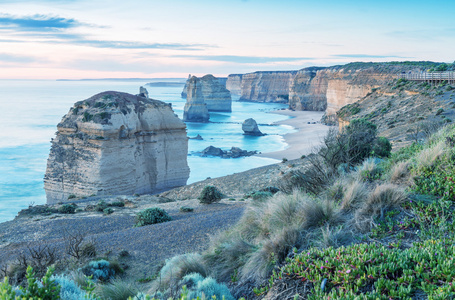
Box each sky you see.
[0,0,454,79]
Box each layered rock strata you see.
[239,71,298,102]
[242,118,263,136]
[226,74,243,95]
[199,75,231,112]
[183,76,210,122]
[44,91,190,204]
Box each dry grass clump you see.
[203,232,255,282]
[96,279,137,300]
[151,253,207,292]
[415,141,445,168]
[388,161,411,183]
[354,184,407,231]
[340,180,369,212]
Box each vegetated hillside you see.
[337,77,455,149]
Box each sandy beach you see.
[258,110,331,160]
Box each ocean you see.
[0,79,294,222]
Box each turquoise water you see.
[0,79,293,222]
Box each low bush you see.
[152,253,207,292]
[198,186,223,204]
[59,203,77,214]
[51,274,96,300]
[135,208,171,227]
[96,279,137,300]
[179,206,194,212]
[180,273,234,300]
[81,260,115,282]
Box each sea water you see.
[0,79,293,222]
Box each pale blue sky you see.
[0,0,453,79]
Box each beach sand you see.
[258,109,332,160]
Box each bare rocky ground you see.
[0,158,307,291]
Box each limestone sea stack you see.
[242,118,264,136]
[183,76,210,122]
[200,74,232,112]
[44,91,190,204]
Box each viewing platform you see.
[399,71,455,84]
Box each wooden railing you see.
[399,71,455,84]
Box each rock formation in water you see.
[181,75,231,112]
[183,76,210,122]
[138,86,149,98]
[199,75,231,112]
[181,74,191,98]
[242,118,264,136]
[201,146,257,158]
[44,91,190,204]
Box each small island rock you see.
[242,118,264,136]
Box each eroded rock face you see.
[226,74,243,95]
[44,91,190,204]
[200,75,231,112]
[183,76,210,122]
[242,118,263,136]
[239,71,297,102]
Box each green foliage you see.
[82,112,93,122]
[436,108,445,115]
[250,191,273,201]
[0,266,61,299]
[257,240,455,299]
[135,207,171,227]
[58,203,77,214]
[372,136,392,158]
[281,158,288,163]
[179,206,194,212]
[82,260,115,282]
[179,273,235,300]
[96,200,109,212]
[110,201,125,207]
[68,194,77,199]
[103,207,114,215]
[198,186,223,204]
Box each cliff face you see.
[44,91,190,204]
[200,75,232,112]
[183,76,210,122]
[226,74,243,95]
[288,67,328,111]
[239,71,297,102]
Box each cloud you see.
[332,54,405,59]
[0,14,81,31]
[173,55,311,64]
[0,53,37,63]
[74,40,212,50]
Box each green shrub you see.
[436,108,445,115]
[58,203,77,214]
[180,206,194,212]
[372,136,392,158]
[281,158,288,163]
[96,279,137,300]
[68,194,76,199]
[81,260,115,282]
[0,266,60,299]
[103,207,114,215]
[250,191,273,201]
[180,273,234,300]
[198,186,223,204]
[135,207,171,227]
[96,200,109,212]
[110,201,125,207]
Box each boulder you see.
[44,91,190,204]
[242,118,264,136]
[138,86,149,98]
[202,146,224,156]
[200,146,257,158]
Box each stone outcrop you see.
[199,75,231,112]
[226,74,243,95]
[44,91,190,204]
[183,76,210,122]
[181,75,230,108]
[181,74,191,98]
[238,71,298,102]
[201,146,257,158]
[138,86,149,98]
[242,118,263,136]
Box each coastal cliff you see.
[231,63,419,118]
[239,71,297,102]
[44,91,190,204]
[183,76,210,122]
[200,74,232,112]
[226,74,243,95]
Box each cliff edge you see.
[44,91,190,204]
